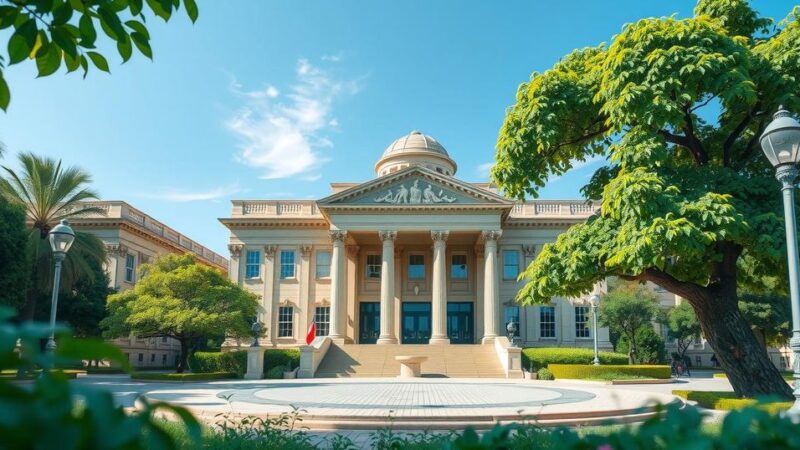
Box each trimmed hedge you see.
[263,349,301,372]
[190,351,247,377]
[673,390,792,414]
[548,364,671,380]
[522,347,628,370]
[714,372,794,382]
[131,372,236,381]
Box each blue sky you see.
[0,0,794,255]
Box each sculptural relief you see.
[374,179,457,204]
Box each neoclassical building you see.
[221,131,611,350]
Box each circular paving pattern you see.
[219,381,595,410]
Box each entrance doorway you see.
[402,302,431,344]
[447,302,474,344]
[359,302,380,344]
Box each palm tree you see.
[0,152,107,320]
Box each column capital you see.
[481,230,503,243]
[300,244,313,257]
[329,230,348,243]
[264,245,278,257]
[523,244,536,257]
[431,230,449,243]
[107,243,129,257]
[378,230,398,242]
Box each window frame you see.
[450,253,468,280]
[502,250,520,280]
[280,250,296,279]
[366,254,382,279]
[125,254,136,283]
[315,250,331,279]
[278,306,294,338]
[408,254,425,280]
[575,306,591,338]
[504,305,520,327]
[245,250,261,279]
[539,305,556,339]
[315,306,330,337]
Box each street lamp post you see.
[589,294,601,366]
[760,106,800,419]
[46,220,75,352]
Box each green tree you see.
[493,0,798,397]
[0,152,106,321]
[0,196,29,312]
[739,294,790,349]
[0,0,198,110]
[101,254,258,373]
[666,302,702,361]
[598,286,658,363]
[617,325,667,364]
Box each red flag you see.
[306,319,316,345]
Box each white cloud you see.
[477,162,494,178]
[322,53,343,63]
[143,183,242,202]
[227,58,358,179]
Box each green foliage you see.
[0,307,200,449]
[616,325,667,364]
[666,302,701,359]
[739,294,791,347]
[536,367,554,381]
[673,390,792,413]
[190,351,247,377]
[0,197,29,311]
[265,366,285,380]
[101,253,258,373]
[548,364,671,380]
[0,152,107,321]
[0,0,198,110]
[263,348,301,372]
[598,286,658,363]
[131,372,236,381]
[522,347,628,368]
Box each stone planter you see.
[283,368,298,379]
[524,370,538,380]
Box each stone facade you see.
[70,201,228,368]
[221,131,612,350]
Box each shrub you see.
[548,364,671,380]
[265,366,286,380]
[263,349,301,372]
[537,367,554,380]
[522,347,628,368]
[616,326,667,363]
[190,350,247,376]
[672,390,792,414]
[131,372,236,381]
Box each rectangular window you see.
[315,306,330,337]
[575,306,590,338]
[316,251,331,278]
[150,354,155,362]
[451,254,468,279]
[408,254,425,279]
[137,353,143,362]
[503,250,519,280]
[161,354,167,365]
[504,305,520,327]
[125,254,135,282]
[245,250,261,279]
[540,306,556,338]
[280,250,295,279]
[278,306,293,337]
[161,336,168,343]
[366,254,381,279]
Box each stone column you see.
[328,230,347,343]
[299,244,313,344]
[227,244,243,284]
[377,231,398,344]
[263,245,277,344]
[482,230,502,344]
[430,230,450,345]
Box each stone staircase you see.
[314,343,511,378]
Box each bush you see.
[537,367,554,380]
[672,390,792,414]
[522,347,628,369]
[548,364,671,380]
[265,366,286,380]
[263,349,301,372]
[131,372,236,381]
[616,326,666,363]
[190,350,247,377]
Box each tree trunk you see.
[687,285,792,399]
[177,339,190,374]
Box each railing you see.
[234,200,321,217]
[509,201,600,219]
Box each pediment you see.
[317,166,512,208]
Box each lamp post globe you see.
[760,106,800,419]
[46,220,75,351]
[589,294,601,366]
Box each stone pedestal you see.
[244,347,265,380]
[396,355,427,378]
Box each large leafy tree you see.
[666,302,702,361]
[598,286,658,363]
[0,152,107,321]
[0,0,198,110]
[739,294,790,349]
[101,254,258,373]
[493,0,799,397]
[0,195,29,311]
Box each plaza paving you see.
[67,373,729,430]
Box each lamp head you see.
[49,220,75,256]
[760,106,800,168]
[589,294,601,306]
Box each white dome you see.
[375,131,457,177]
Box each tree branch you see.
[723,102,761,167]
[680,105,708,165]
[641,267,707,300]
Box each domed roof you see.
[382,130,450,158]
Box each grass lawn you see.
[712,372,794,382]
[0,369,82,379]
[673,390,792,413]
[584,372,653,381]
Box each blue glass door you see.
[402,302,431,344]
[447,302,474,344]
[359,302,380,344]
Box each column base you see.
[428,336,450,345]
[481,335,497,344]
[376,336,398,345]
[328,335,352,345]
